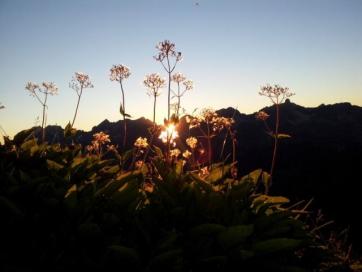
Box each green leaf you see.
[106,245,140,264]
[0,196,23,218]
[20,139,37,151]
[95,170,141,197]
[276,133,291,139]
[252,238,302,255]
[46,159,64,170]
[120,104,131,118]
[218,225,254,249]
[150,249,183,269]
[153,145,164,158]
[240,169,262,185]
[64,122,77,138]
[262,171,271,189]
[254,195,290,205]
[199,256,227,266]
[205,163,235,183]
[175,159,184,176]
[190,224,226,238]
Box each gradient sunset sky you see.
[0,0,361,138]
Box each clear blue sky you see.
[1,0,361,138]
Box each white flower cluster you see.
[110,64,131,82]
[143,73,166,97]
[25,81,58,96]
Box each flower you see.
[26,81,58,96]
[41,82,58,95]
[200,108,218,123]
[172,72,186,83]
[169,148,181,158]
[182,150,192,159]
[134,137,149,149]
[186,137,198,149]
[110,64,131,82]
[255,111,270,121]
[259,84,295,103]
[25,82,39,95]
[199,166,210,179]
[92,131,110,145]
[143,73,166,97]
[159,123,179,144]
[70,72,93,92]
[183,80,193,91]
[212,116,234,132]
[107,144,117,152]
[154,40,182,62]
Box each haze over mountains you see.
[13,100,362,249]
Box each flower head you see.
[169,148,181,158]
[172,72,186,83]
[154,40,182,62]
[255,111,270,121]
[134,137,149,149]
[183,80,193,91]
[92,131,110,145]
[259,84,295,104]
[41,82,58,95]
[199,166,210,179]
[25,82,39,95]
[70,72,93,93]
[143,73,165,97]
[26,81,58,96]
[110,64,131,82]
[212,116,234,132]
[182,150,192,159]
[186,137,198,149]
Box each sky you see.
[0,0,361,138]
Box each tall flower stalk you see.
[143,73,165,125]
[25,81,58,142]
[187,109,234,167]
[110,65,131,148]
[69,72,93,128]
[154,40,182,121]
[258,84,295,194]
[171,72,193,118]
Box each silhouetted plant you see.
[110,64,131,148]
[258,84,294,194]
[69,72,94,128]
[186,109,234,167]
[0,103,7,139]
[86,131,111,157]
[0,139,348,271]
[25,81,58,142]
[143,73,165,125]
[154,40,182,121]
[171,72,193,118]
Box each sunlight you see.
[158,123,179,144]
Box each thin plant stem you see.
[41,92,48,143]
[120,80,127,148]
[177,82,181,117]
[71,86,83,128]
[153,93,157,125]
[268,102,280,194]
[166,55,171,121]
[207,122,212,167]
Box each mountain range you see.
[12,100,362,250]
